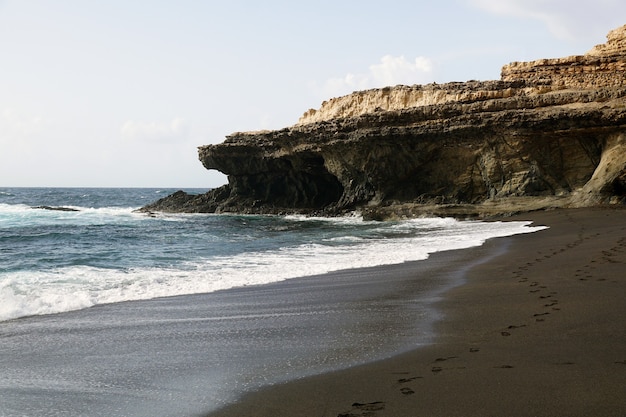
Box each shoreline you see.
[2,215,526,417]
[208,207,626,417]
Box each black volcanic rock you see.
[32,206,80,212]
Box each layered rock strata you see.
[142,25,626,219]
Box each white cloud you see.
[468,0,626,41]
[371,55,433,87]
[316,55,435,99]
[120,117,189,143]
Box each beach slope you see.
[209,208,626,417]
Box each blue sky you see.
[1,0,624,187]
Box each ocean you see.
[0,187,546,416]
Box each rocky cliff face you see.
[142,25,626,219]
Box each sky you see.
[1,0,624,188]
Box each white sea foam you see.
[0,203,146,228]
[0,217,546,322]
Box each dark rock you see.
[136,186,230,214]
[32,206,80,212]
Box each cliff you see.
[141,25,626,219]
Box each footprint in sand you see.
[434,356,458,362]
[400,387,415,395]
[501,324,526,336]
[338,401,386,417]
[431,365,466,373]
[397,376,423,384]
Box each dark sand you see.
[209,208,626,417]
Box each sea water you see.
[0,187,544,323]
[0,188,546,416]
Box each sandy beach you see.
[209,208,626,417]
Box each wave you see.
[0,203,150,228]
[0,218,546,322]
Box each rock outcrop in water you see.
[141,25,626,219]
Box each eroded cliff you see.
[142,25,626,218]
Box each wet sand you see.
[208,208,626,417]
